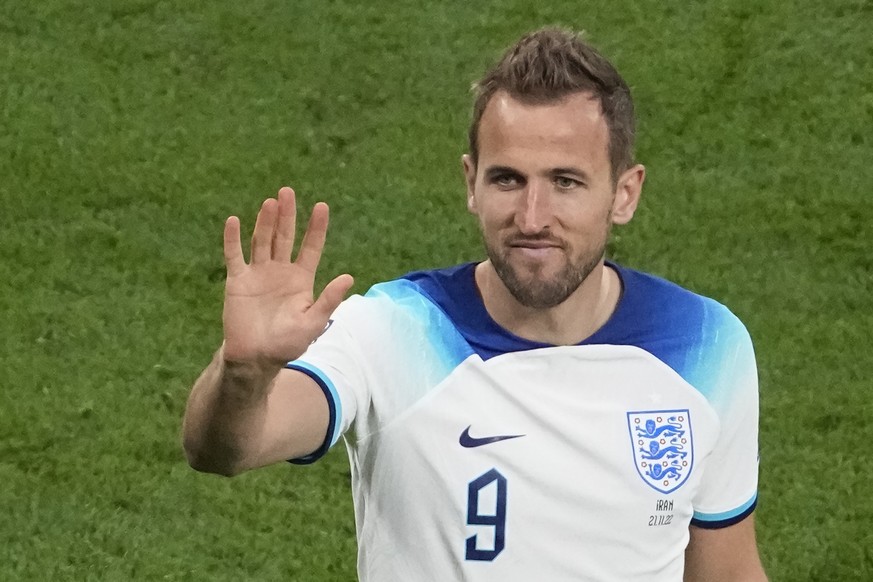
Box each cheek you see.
[557,193,614,225]
[556,207,613,246]
[476,197,516,228]
[479,215,505,239]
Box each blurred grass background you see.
[1,0,871,579]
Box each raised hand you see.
[221,187,353,369]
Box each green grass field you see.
[2,0,871,579]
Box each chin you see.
[498,265,579,309]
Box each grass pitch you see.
[1,0,871,579]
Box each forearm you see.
[182,344,283,476]
[684,519,767,582]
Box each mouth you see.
[506,237,564,260]
[506,236,564,250]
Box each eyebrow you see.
[483,165,521,180]
[550,167,591,182]
[483,165,592,182]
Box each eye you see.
[554,176,582,189]
[492,174,521,189]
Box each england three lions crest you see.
[627,410,694,494]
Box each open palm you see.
[222,187,353,368]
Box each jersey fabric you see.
[286,262,760,581]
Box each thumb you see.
[309,274,354,322]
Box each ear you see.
[611,164,646,225]
[462,154,478,214]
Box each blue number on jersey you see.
[465,468,507,561]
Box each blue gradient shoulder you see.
[603,264,756,406]
[363,276,476,371]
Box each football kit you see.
[286,262,760,581]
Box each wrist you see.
[218,343,285,382]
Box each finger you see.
[251,198,278,264]
[295,202,330,274]
[309,274,354,322]
[272,187,297,261]
[223,216,246,276]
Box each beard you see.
[484,233,607,309]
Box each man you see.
[183,27,767,581]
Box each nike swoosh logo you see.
[459,425,525,448]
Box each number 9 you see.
[466,468,507,561]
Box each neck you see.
[474,260,621,345]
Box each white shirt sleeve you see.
[284,296,373,462]
[690,311,760,527]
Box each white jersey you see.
[287,262,759,581]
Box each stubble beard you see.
[484,235,608,310]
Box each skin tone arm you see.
[182,187,354,476]
[684,516,768,581]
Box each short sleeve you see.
[690,311,760,528]
[284,296,372,463]
[284,280,476,464]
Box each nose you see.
[515,182,552,234]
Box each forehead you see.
[477,91,610,175]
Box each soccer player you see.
[183,27,767,581]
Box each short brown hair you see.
[469,27,636,182]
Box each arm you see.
[182,348,328,476]
[684,515,767,582]
[182,187,353,476]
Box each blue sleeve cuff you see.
[284,362,342,465]
[691,494,757,529]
